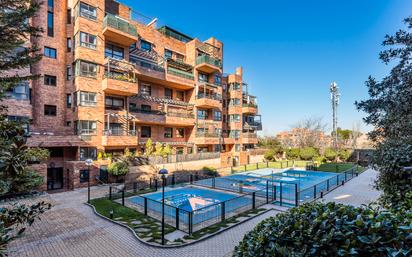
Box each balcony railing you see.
[129,106,165,115]
[195,131,220,138]
[242,132,258,138]
[242,103,257,108]
[103,129,137,136]
[167,111,195,119]
[130,56,165,73]
[167,67,194,80]
[103,13,138,37]
[104,72,137,83]
[196,55,222,68]
[243,122,262,130]
[197,93,222,101]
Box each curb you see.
[85,202,275,248]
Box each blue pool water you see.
[135,187,238,212]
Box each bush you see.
[202,166,219,177]
[234,202,412,257]
[299,147,318,160]
[338,149,353,162]
[108,161,129,177]
[324,147,337,161]
[373,141,412,209]
[264,149,276,161]
[285,148,300,160]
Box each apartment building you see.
[2,0,262,191]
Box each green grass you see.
[317,163,366,173]
[231,160,311,174]
[90,198,175,244]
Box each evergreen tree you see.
[0,0,42,97]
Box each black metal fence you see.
[93,164,360,235]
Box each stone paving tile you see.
[8,169,380,257]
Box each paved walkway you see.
[7,169,380,257]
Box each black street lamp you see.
[159,168,168,245]
[85,158,93,203]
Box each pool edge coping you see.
[85,202,282,248]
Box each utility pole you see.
[330,82,340,150]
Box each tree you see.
[144,138,154,157]
[355,17,412,208]
[292,117,327,148]
[154,142,163,156]
[1,201,51,256]
[0,0,42,96]
[285,148,300,160]
[161,144,172,158]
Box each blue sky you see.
[120,0,411,135]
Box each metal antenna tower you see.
[330,82,340,149]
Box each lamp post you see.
[159,168,168,245]
[85,158,93,203]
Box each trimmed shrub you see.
[338,149,353,162]
[234,202,412,257]
[202,166,219,177]
[324,147,337,161]
[299,147,318,160]
[108,161,129,177]
[285,148,300,160]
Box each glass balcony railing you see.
[195,131,220,138]
[103,129,137,136]
[129,106,165,115]
[167,67,194,80]
[104,72,137,83]
[103,13,138,37]
[197,93,222,101]
[196,55,222,68]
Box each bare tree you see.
[292,117,328,148]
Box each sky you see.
[120,0,411,136]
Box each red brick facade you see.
[2,0,262,191]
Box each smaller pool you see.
[129,187,238,212]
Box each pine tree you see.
[0,0,42,97]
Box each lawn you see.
[317,163,366,173]
[90,198,175,244]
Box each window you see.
[197,110,208,120]
[76,120,96,135]
[198,73,208,82]
[230,114,241,122]
[230,130,240,139]
[105,43,124,60]
[44,105,57,116]
[67,38,72,52]
[230,98,241,106]
[79,2,97,20]
[176,128,184,138]
[164,127,173,138]
[187,147,193,154]
[66,94,72,108]
[67,9,71,24]
[78,91,96,106]
[214,74,221,85]
[176,53,184,62]
[140,40,152,52]
[66,65,72,80]
[44,75,57,86]
[76,60,97,78]
[66,121,71,127]
[231,82,241,90]
[176,91,184,101]
[213,110,222,121]
[140,84,151,96]
[48,0,54,8]
[79,147,97,161]
[105,96,124,110]
[49,147,63,158]
[44,47,57,59]
[79,170,89,183]
[47,11,54,37]
[79,32,96,49]
[176,147,184,155]
[141,126,151,138]
[5,82,29,100]
[141,104,151,112]
[235,144,241,152]
[164,49,172,59]
[214,145,222,153]
[164,88,172,99]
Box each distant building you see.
[276,128,331,148]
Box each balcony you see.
[242,132,258,144]
[194,131,220,145]
[242,103,258,114]
[195,55,222,73]
[129,106,168,124]
[243,121,262,131]
[195,93,222,108]
[130,48,166,81]
[102,129,138,147]
[166,110,195,126]
[103,13,138,46]
[102,72,138,96]
[166,59,195,88]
